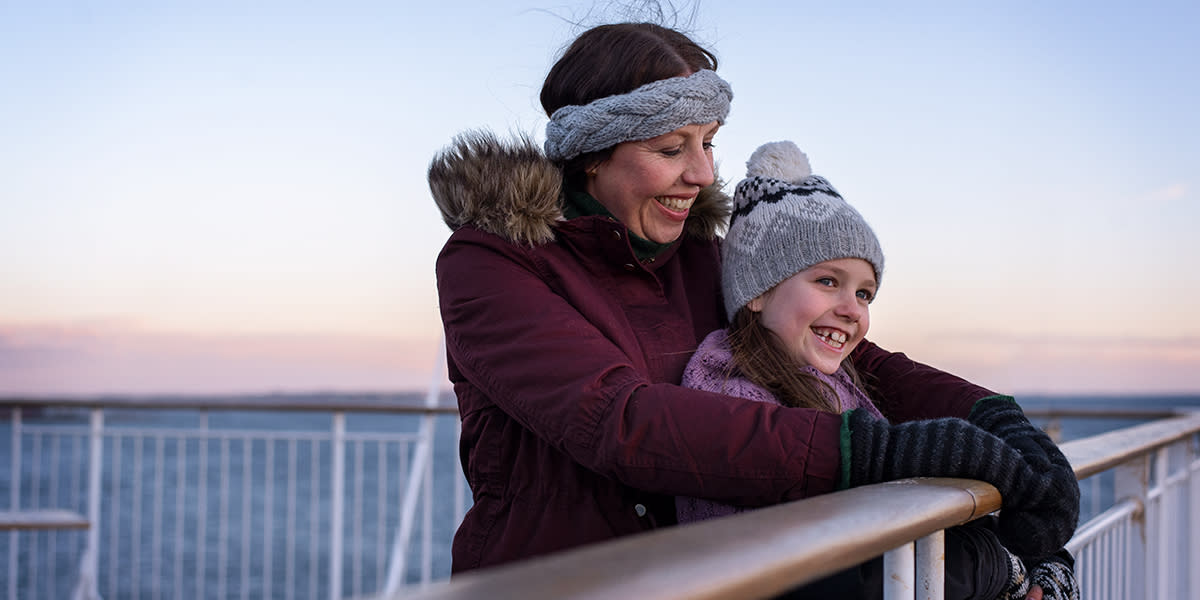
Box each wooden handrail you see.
[393,412,1200,600]
[398,479,1000,600]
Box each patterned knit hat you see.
[722,141,884,320]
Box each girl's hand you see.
[1024,584,1044,600]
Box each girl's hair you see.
[726,305,869,412]
[539,22,718,185]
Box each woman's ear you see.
[747,295,764,313]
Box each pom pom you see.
[745,141,811,183]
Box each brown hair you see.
[725,306,869,413]
[540,22,719,185]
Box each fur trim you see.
[429,131,563,245]
[428,130,730,245]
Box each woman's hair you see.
[725,305,869,413]
[540,22,718,184]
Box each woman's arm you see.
[851,339,996,422]
[438,229,844,505]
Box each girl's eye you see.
[816,277,836,287]
[857,289,875,302]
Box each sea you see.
[2,393,1197,599]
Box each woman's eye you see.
[660,147,682,157]
[703,141,716,151]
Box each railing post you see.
[1114,452,1150,599]
[330,412,347,600]
[1189,434,1199,600]
[884,542,915,600]
[915,531,945,600]
[8,407,21,600]
[1154,446,1170,599]
[70,408,103,600]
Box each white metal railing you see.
[1,391,466,600]
[5,395,1197,599]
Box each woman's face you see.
[585,121,719,244]
[749,258,877,375]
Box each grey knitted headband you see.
[722,141,885,321]
[544,69,733,161]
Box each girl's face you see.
[749,258,877,375]
[586,121,719,244]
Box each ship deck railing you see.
[3,394,1198,599]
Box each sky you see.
[1,0,1197,397]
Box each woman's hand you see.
[1024,584,1044,600]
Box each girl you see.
[677,141,1079,600]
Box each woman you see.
[429,22,1078,593]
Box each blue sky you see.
[2,1,1197,396]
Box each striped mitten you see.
[996,545,1031,600]
[1028,557,1080,600]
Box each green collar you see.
[563,188,674,261]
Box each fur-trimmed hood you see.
[428,130,730,245]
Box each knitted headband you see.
[722,141,885,321]
[543,69,733,161]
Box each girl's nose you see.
[835,292,866,322]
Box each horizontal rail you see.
[399,479,1000,600]
[0,394,458,413]
[1057,412,1200,479]
[1024,407,1190,420]
[1064,498,1141,556]
[395,412,1200,600]
[0,509,89,531]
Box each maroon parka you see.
[430,132,993,573]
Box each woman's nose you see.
[682,146,715,187]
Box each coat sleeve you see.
[437,231,843,506]
[850,339,996,422]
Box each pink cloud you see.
[0,321,445,397]
[890,332,1200,395]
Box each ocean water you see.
[1,393,1197,598]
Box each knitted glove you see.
[995,545,1030,600]
[841,409,1076,560]
[1028,555,1080,600]
[968,396,1081,562]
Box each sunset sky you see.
[2,1,1197,397]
